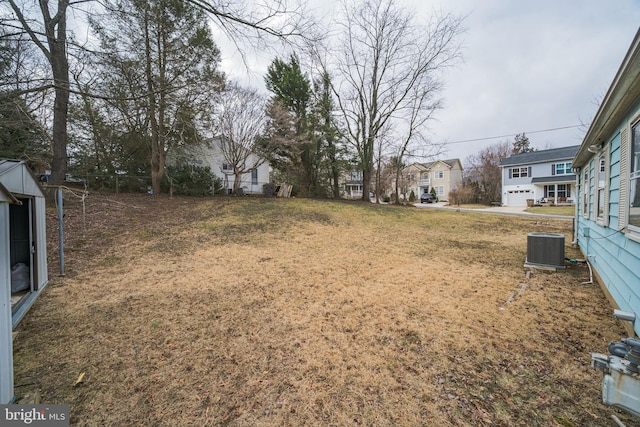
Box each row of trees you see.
[1,0,464,200]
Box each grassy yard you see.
[13,194,630,426]
[524,205,576,216]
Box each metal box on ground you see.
[525,232,565,269]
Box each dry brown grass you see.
[12,193,634,426]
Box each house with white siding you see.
[402,159,463,201]
[499,146,580,207]
[572,28,640,337]
[189,137,270,195]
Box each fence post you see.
[57,188,65,276]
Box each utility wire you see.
[442,124,587,145]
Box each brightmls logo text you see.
[0,405,69,427]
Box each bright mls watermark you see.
[0,405,69,426]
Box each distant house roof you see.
[419,158,462,170]
[499,145,580,167]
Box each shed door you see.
[9,198,35,295]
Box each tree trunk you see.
[233,172,242,194]
[8,0,72,185]
[144,4,164,194]
[362,165,371,202]
[50,50,69,185]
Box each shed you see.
[0,159,49,404]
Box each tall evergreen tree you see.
[512,133,534,154]
[264,55,316,195]
[309,71,346,198]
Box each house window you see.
[434,186,445,196]
[251,169,258,185]
[544,184,570,200]
[553,162,572,175]
[407,173,414,181]
[351,171,362,181]
[434,171,444,179]
[597,155,606,220]
[630,121,640,229]
[422,173,429,181]
[510,167,530,178]
[222,163,232,172]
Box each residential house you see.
[0,159,49,404]
[342,170,364,199]
[402,159,463,201]
[499,145,580,207]
[189,138,270,195]
[572,28,640,337]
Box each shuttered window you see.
[510,167,531,178]
[552,162,572,176]
[629,120,640,230]
[582,167,590,218]
[597,148,610,226]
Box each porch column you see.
[554,184,558,205]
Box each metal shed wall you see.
[0,201,14,404]
[0,160,49,403]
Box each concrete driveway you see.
[414,202,574,220]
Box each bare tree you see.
[318,0,463,201]
[214,83,268,194]
[465,141,511,204]
[6,0,70,185]
[4,0,312,188]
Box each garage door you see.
[506,189,533,207]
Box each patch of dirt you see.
[11,192,635,426]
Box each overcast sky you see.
[217,0,640,165]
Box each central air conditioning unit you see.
[525,232,565,269]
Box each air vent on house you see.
[525,233,565,269]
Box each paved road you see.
[413,202,574,220]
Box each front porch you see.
[534,196,575,207]
[531,176,576,207]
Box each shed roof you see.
[0,159,44,198]
[499,145,580,167]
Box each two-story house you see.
[499,146,580,207]
[342,170,364,199]
[402,159,463,201]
